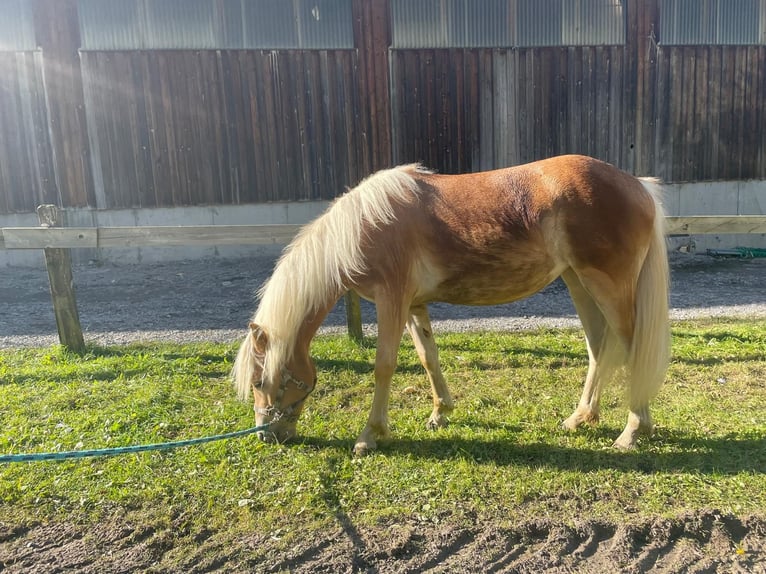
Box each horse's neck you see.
[294,297,340,355]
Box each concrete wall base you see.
[2,179,765,267]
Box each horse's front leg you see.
[354,303,407,456]
[406,305,453,430]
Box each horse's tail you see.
[628,178,671,406]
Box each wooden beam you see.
[37,205,85,354]
[3,218,766,252]
[1,224,302,249]
[665,216,766,235]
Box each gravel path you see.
[2,252,766,348]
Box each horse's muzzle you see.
[256,424,296,444]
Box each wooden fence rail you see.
[2,207,765,352]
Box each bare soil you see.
[2,252,766,572]
[1,510,764,573]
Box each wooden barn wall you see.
[390,47,628,175]
[0,52,57,213]
[653,46,766,182]
[80,50,368,208]
[1,0,765,214]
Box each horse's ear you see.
[248,322,268,352]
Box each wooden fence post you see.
[344,291,363,343]
[37,205,85,353]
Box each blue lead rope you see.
[0,424,270,464]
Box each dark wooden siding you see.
[653,45,766,182]
[80,50,367,208]
[0,52,57,213]
[391,47,627,173]
[1,0,766,214]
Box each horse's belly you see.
[427,265,562,306]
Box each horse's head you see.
[233,322,316,443]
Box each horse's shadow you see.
[298,427,766,475]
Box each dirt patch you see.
[1,511,764,573]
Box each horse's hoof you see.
[426,416,448,430]
[612,438,636,450]
[352,442,374,456]
[561,417,579,432]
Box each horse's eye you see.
[253,379,264,391]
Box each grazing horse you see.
[233,155,670,455]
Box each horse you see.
[232,154,670,455]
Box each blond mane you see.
[233,164,424,398]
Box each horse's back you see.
[401,155,659,306]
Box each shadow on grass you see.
[298,428,766,475]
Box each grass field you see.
[1,319,764,546]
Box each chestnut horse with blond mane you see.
[233,154,670,455]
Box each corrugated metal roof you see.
[0,0,36,51]
[392,0,513,48]
[243,0,299,49]
[79,0,144,50]
[78,0,353,51]
[660,0,763,45]
[298,0,354,49]
[517,0,563,47]
[391,0,625,49]
[145,0,217,49]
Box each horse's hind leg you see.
[561,269,622,431]
[566,267,658,449]
[406,305,454,430]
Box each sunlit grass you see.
[0,319,764,540]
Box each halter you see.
[253,366,316,424]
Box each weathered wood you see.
[665,216,766,235]
[2,224,302,249]
[37,205,85,353]
[344,291,363,343]
[4,218,765,252]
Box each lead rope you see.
[0,423,271,464]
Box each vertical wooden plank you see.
[581,48,595,158]
[679,47,697,181]
[515,50,527,164]
[653,45,669,179]
[465,52,480,171]
[595,46,610,162]
[568,47,582,155]
[669,48,683,181]
[757,48,766,176]
[525,50,536,163]
[718,48,735,180]
[693,47,709,180]
[32,0,95,209]
[708,47,722,180]
[733,46,748,180]
[624,0,640,174]
[556,48,569,156]
[493,50,509,167]
[608,47,623,167]
[506,50,519,167]
[37,205,85,354]
[292,53,311,200]
[150,52,175,207]
[317,52,336,198]
[538,49,553,160]
[352,0,391,173]
[478,50,494,171]
[741,47,757,179]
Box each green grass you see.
[1,319,764,541]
